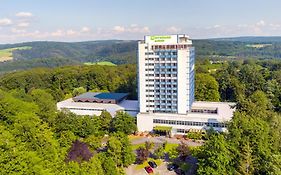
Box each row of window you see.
[155,74,177,77]
[147,105,177,109]
[155,63,177,66]
[155,84,177,88]
[145,68,178,72]
[152,109,177,113]
[146,100,177,103]
[151,45,189,50]
[153,119,227,128]
[146,95,178,98]
[191,108,218,114]
[61,107,138,113]
[155,90,177,93]
[145,57,177,61]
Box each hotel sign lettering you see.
[146,35,177,44]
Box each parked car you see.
[148,161,157,168]
[167,163,179,171]
[144,166,153,174]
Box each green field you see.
[84,61,117,66]
[0,46,32,62]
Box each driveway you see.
[131,136,203,147]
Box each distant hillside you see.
[0,40,137,63]
[211,36,281,43]
[1,36,281,73]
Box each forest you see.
[2,37,281,73]
[0,58,280,174]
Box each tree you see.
[66,140,93,163]
[195,73,220,101]
[111,111,137,134]
[154,143,165,159]
[176,141,191,160]
[106,136,123,166]
[72,87,86,97]
[167,147,179,161]
[238,64,265,95]
[98,110,112,133]
[237,143,254,175]
[136,146,150,164]
[197,134,233,175]
[29,89,57,124]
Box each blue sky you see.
[0,0,281,43]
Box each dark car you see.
[144,166,153,174]
[148,161,157,168]
[167,163,179,171]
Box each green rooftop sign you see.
[150,35,171,42]
[147,35,176,43]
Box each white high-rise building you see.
[137,35,235,135]
[56,34,236,136]
[138,34,195,114]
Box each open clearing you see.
[84,61,117,66]
[0,46,32,62]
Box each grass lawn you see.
[84,61,116,66]
[0,46,32,62]
[164,143,178,152]
[135,158,163,170]
[200,63,224,71]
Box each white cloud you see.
[113,26,125,33]
[113,25,150,34]
[66,29,77,36]
[11,28,26,33]
[166,26,182,33]
[17,22,30,27]
[0,18,12,26]
[256,20,266,27]
[15,12,33,18]
[51,30,64,37]
[81,27,90,32]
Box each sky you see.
[0,0,281,44]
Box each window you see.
[152,119,227,128]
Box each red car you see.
[144,166,153,174]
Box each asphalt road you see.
[131,136,203,147]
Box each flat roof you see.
[57,98,139,116]
[73,92,129,101]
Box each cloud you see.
[0,18,13,26]
[166,26,182,33]
[113,26,125,33]
[16,12,33,18]
[11,28,26,33]
[113,24,150,34]
[17,22,30,27]
[81,27,90,32]
[66,29,78,36]
[51,30,64,37]
[256,20,266,27]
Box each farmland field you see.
[0,46,32,62]
[84,61,117,66]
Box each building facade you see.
[56,34,235,135]
[137,35,235,135]
[138,35,195,114]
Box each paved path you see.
[131,136,203,147]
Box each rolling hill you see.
[1,36,281,74]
